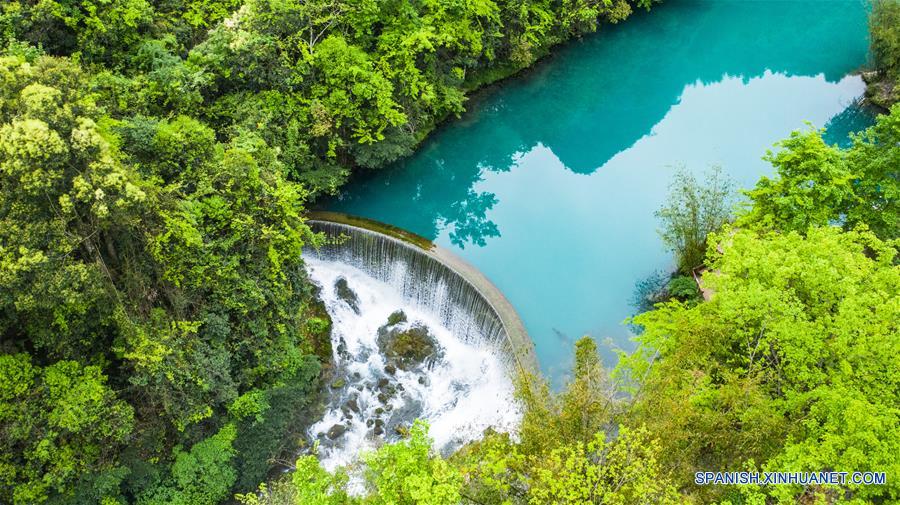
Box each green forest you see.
[0,0,898,503]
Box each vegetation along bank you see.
[0,0,897,503]
[0,0,660,502]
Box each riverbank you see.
[863,70,899,110]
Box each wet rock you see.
[387,310,407,326]
[366,419,374,427]
[377,322,443,371]
[417,376,429,386]
[377,392,388,404]
[352,372,361,379]
[387,398,423,425]
[377,378,390,388]
[331,379,346,389]
[336,337,351,360]
[346,397,359,413]
[334,277,360,314]
[373,425,384,436]
[327,424,347,439]
[374,407,384,416]
[384,364,397,375]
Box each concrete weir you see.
[305,211,538,375]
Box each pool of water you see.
[328,0,874,379]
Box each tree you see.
[2,54,328,503]
[364,421,463,505]
[10,0,153,64]
[656,166,734,273]
[740,128,855,233]
[0,55,149,361]
[524,427,679,505]
[871,0,900,80]
[139,424,238,505]
[618,226,900,502]
[740,110,899,240]
[0,354,134,504]
[517,337,616,455]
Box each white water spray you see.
[305,257,520,471]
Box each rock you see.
[417,376,429,386]
[374,407,384,415]
[373,425,384,436]
[346,397,359,413]
[384,364,397,375]
[374,418,384,427]
[327,424,347,440]
[376,322,443,371]
[377,392,388,403]
[377,378,390,388]
[366,419,374,427]
[334,277,360,314]
[331,379,345,389]
[386,310,407,326]
[336,338,351,360]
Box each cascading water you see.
[303,217,534,471]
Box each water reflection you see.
[330,0,872,377]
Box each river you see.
[327,0,873,379]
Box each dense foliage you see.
[238,338,680,505]
[2,0,898,503]
[620,106,900,503]
[655,166,733,274]
[254,108,899,505]
[0,53,327,504]
[1,0,658,196]
[868,0,900,107]
[0,0,661,502]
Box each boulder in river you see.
[334,277,360,314]
[377,318,443,371]
[327,424,347,439]
[387,310,407,325]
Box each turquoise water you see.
[329,0,873,378]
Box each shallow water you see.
[330,0,874,379]
[305,258,519,472]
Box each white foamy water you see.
[304,257,520,471]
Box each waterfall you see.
[301,215,536,476]
[306,218,537,372]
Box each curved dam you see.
[305,211,538,374]
[302,211,537,472]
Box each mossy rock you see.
[334,277,360,314]
[376,318,443,371]
[865,73,899,110]
[300,286,333,362]
[387,310,407,326]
